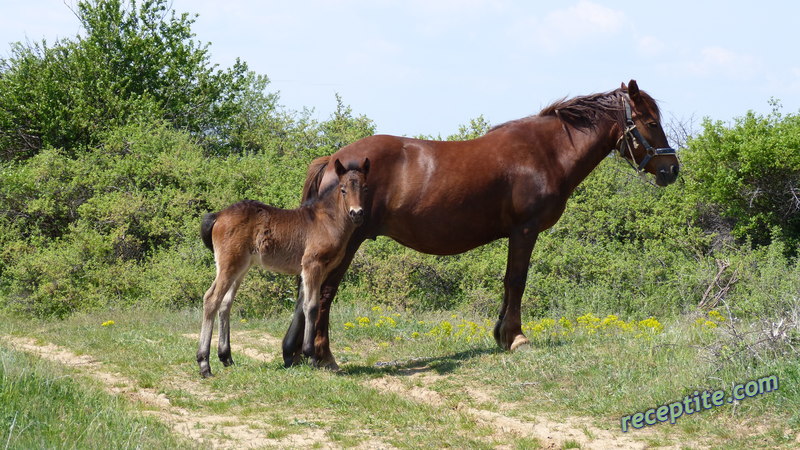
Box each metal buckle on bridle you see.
[616,97,677,172]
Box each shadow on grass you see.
[340,346,500,377]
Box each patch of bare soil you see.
[366,376,446,407]
[220,331,693,448]
[363,360,690,450]
[1,335,335,449]
[183,330,281,365]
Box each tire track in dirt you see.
[191,331,689,449]
[0,335,336,449]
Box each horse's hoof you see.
[220,357,235,367]
[284,352,305,368]
[510,335,530,351]
[200,369,214,378]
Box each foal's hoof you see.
[510,335,531,351]
[200,368,214,378]
[312,356,340,372]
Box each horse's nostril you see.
[671,165,679,176]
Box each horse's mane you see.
[489,88,660,133]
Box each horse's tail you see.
[200,212,217,252]
[301,155,331,204]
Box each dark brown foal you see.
[197,158,369,377]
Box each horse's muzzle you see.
[655,165,679,186]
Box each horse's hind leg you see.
[494,226,538,351]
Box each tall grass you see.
[0,345,189,449]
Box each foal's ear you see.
[334,158,347,177]
[362,158,370,176]
[620,81,628,91]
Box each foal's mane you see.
[489,88,660,133]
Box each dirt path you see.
[192,331,689,449]
[0,334,336,449]
[364,372,680,450]
[3,331,694,449]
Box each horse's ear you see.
[334,158,347,177]
[628,79,640,100]
[363,158,370,176]
[620,81,628,91]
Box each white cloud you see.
[511,1,627,52]
[637,35,666,56]
[683,46,761,80]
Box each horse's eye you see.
[363,186,369,192]
[647,121,659,128]
[340,186,346,194]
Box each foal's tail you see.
[200,212,217,252]
[301,156,331,204]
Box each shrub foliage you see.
[0,1,797,322]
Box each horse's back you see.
[317,133,534,254]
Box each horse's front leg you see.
[494,225,538,351]
[281,276,306,368]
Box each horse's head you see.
[334,158,370,225]
[618,80,679,186]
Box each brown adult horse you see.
[197,158,369,377]
[284,80,679,369]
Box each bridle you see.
[615,96,677,172]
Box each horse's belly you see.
[382,214,506,256]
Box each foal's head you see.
[333,158,370,226]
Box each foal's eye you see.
[340,186,346,194]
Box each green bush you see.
[0,0,797,326]
[0,0,278,160]
[682,103,800,248]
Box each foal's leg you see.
[494,226,538,351]
[300,260,324,362]
[310,239,363,370]
[217,275,243,367]
[197,281,219,378]
[197,262,244,378]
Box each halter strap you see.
[617,96,677,172]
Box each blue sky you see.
[2,1,799,138]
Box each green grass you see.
[0,305,797,448]
[0,344,190,449]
